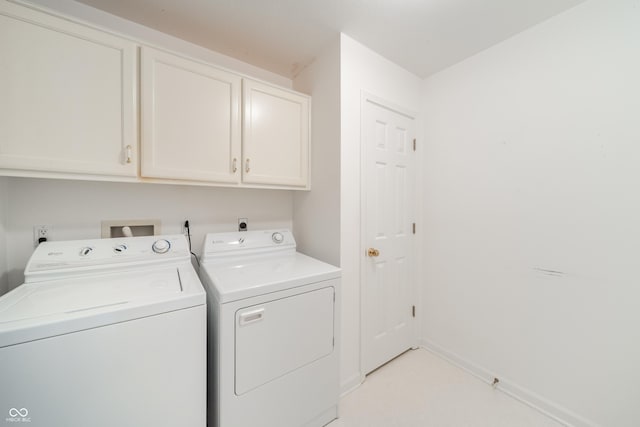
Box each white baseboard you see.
[340,372,363,397]
[419,339,601,427]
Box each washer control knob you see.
[272,232,284,244]
[114,244,127,253]
[79,246,93,256]
[152,239,171,254]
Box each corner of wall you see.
[0,177,9,296]
[292,35,341,267]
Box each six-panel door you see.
[362,97,417,374]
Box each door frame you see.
[359,91,420,381]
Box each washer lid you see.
[0,265,205,348]
[200,252,341,303]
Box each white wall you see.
[420,1,640,426]
[0,177,8,295]
[26,0,291,87]
[340,34,423,392]
[292,36,341,267]
[4,178,292,290]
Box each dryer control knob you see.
[113,244,127,253]
[152,239,171,254]
[272,232,284,244]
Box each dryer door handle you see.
[238,308,265,326]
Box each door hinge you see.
[412,305,416,318]
[413,138,416,151]
[412,223,416,234]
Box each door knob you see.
[367,248,380,257]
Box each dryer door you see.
[234,286,335,395]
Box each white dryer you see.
[198,229,341,427]
[0,235,206,427]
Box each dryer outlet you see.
[34,224,51,246]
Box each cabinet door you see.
[242,79,309,188]
[141,47,241,183]
[0,3,137,177]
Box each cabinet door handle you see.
[232,158,237,173]
[125,145,132,164]
[245,158,250,173]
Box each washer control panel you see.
[25,234,189,277]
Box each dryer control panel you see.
[201,229,296,261]
[25,234,190,281]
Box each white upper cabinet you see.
[140,47,242,184]
[0,2,311,189]
[242,79,310,189]
[0,2,137,178]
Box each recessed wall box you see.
[101,220,161,238]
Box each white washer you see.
[0,235,206,427]
[198,229,341,427]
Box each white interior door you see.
[362,95,416,374]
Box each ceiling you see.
[73,0,586,79]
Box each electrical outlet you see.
[34,225,51,246]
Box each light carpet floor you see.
[327,348,564,427]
